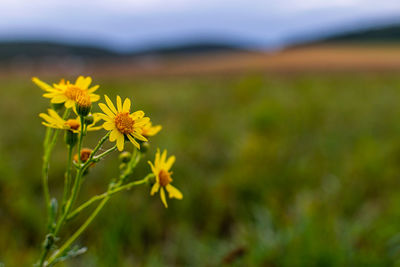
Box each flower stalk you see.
[33,77,182,266]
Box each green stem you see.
[47,174,152,265]
[53,133,110,235]
[77,116,85,165]
[67,174,153,220]
[41,127,53,216]
[47,196,110,266]
[92,145,117,162]
[62,145,74,212]
[38,108,70,267]
[42,108,70,228]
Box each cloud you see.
[0,0,400,50]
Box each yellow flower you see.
[39,109,101,132]
[32,76,100,108]
[141,121,162,138]
[148,149,182,208]
[98,95,149,151]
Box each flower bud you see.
[73,148,93,163]
[64,130,78,146]
[76,92,91,117]
[84,114,94,125]
[140,141,150,153]
[65,119,80,130]
[119,151,132,163]
[119,163,127,170]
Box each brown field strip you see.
[3,44,400,77]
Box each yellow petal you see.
[32,77,52,91]
[88,85,99,93]
[148,161,157,176]
[134,117,150,127]
[87,126,102,131]
[103,121,115,131]
[166,184,183,199]
[123,98,131,112]
[99,103,115,118]
[39,113,58,125]
[131,132,147,142]
[110,128,122,142]
[155,148,160,168]
[150,182,160,196]
[42,122,59,129]
[96,113,112,121]
[127,134,140,149]
[116,134,125,151]
[90,94,100,102]
[116,95,122,112]
[48,109,63,120]
[104,95,118,114]
[50,95,68,103]
[164,155,176,171]
[130,111,144,120]
[146,125,162,136]
[65,100,75,108]
[160,188,168,208]
[75,76,91,89]
[160,150,167,165]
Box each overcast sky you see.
[1,0,400,51]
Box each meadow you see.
[1,71,400,266]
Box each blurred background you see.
[2,0,400,266]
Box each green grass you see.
[1,72,400,266]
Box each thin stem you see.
[62,145,74,212]
[67,174,153,220]
[89,132,110,161]
[77,116,85,165]
[47,174,153,265]
[53,133,110,235]
[42,108,70,227]
[93,145,117,161]
[41,127,53,215]
[47,196,110,266]
[38,108,70,267]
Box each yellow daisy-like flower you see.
[39,109,101,132]
[148,149,183,208]
[32,76,100,108]
[141,121,162,138]
[98,95,149,151]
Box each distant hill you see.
[2,23,400,61]
[317,24,400,43]
[0,41,245,61]
[0,41,119,60]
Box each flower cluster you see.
[33,76,182,266]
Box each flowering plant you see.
[32,76,182,266]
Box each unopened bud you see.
[84,114,94,125]
[119,163,127,170]
[65,119,80,131]
[119,151,132,163]
[76,92,91,117]
[140,141,149,153]
[73,148,93,163]
[64,130,78,146]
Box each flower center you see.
[76,91,91,107]
[158,169,172,187]
[66,119,80,130]
[65,86,84,101]
[114,112,134,134]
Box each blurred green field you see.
[2,72,400,266]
